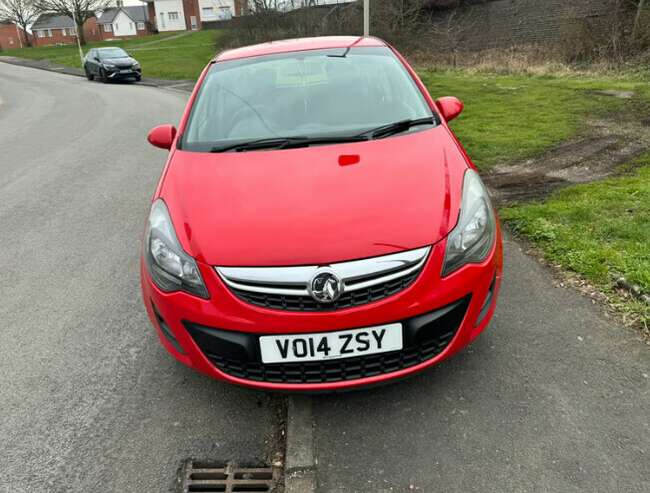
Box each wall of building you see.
[111,10,138,36]
[31,17,101,46]
[153,0,188,31]
[182,0,202,30]
[198,0,236,22]
[0,23,29,50]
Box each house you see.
[97,6,152,39]
[0,21,29,50]
[145,0,246,32]
[30,13,101,46]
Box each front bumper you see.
[141,232,503,391]
[105,67,141,79]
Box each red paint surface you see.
[141,36,503,390]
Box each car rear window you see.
[181,47,434,152]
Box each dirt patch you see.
[485,107,650,204]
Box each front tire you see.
[84,65,94,81]
[100,68,109,83]
[134,75,141,82]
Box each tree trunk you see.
[632,0,646,42]
[19,21,32,47]
[76,20,86,45]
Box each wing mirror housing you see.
[147,125,177,150]
[435,96,464,122]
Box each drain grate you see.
[182,461,277,493]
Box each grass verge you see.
[418,69,650,169]
[6,30,219,80]
[501,156,650,331]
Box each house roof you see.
[31,13,76,30]
[97,6,148,24]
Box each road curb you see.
[0,57,194,93]
[284,396,316,493]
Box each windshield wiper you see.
[357,117,437,140]
[210,135,368,153]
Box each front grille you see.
[185,296,469,385]
[230,269,419,312]
[217,246,430,312]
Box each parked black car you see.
[84,47,141,83]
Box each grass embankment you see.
[419,70,650,169]
[8,30,219,80]
[502,158,650,328]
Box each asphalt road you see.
[1,62,648,493]
[0,63,274,492]
[312,238,649,492]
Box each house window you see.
[137,22,145,30]
[202,7,214,17]
[104,24,112,32]
[168,12,179,21]
[64,27,76,36]
[218,7,232,20]
[37,30,46,38]
[47,29,52,37]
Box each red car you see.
[141,36,503,391]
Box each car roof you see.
[214,36,387,62]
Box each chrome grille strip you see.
[216,246,431,296]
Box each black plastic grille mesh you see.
[230,270,419,312]
[206,329,455,384]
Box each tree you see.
[0,0,38,47]
[632,0,647,41]
[35,0,109,45]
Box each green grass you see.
[501,156,650,326]
[418,70,650,169]
[8,30,220,80]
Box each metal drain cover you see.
[182,461,277,493]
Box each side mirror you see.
[94,56,99,61]
[147,124,177,150]
[435,96,464,122]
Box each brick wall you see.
[432,0,615,50]
[0,23,29,50]
[182,0,201,30]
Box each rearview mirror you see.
[147,125,177,150]
[435,97,464,122]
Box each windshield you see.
[182,47,435,151]
[99,48,128,59]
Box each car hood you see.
[160,127,467,266]
[108,57,136,65]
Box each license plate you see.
[120,69,131,74]
[259,323,403,364]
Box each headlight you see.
[103,63,115,69]
[442,169,496,276]
[133,62,140,69]
[144,199,209,298]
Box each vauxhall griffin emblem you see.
[308,269,343,303]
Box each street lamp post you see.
[70,4,85,68]
[364,0,370,37]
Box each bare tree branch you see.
[0,0,38,46]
